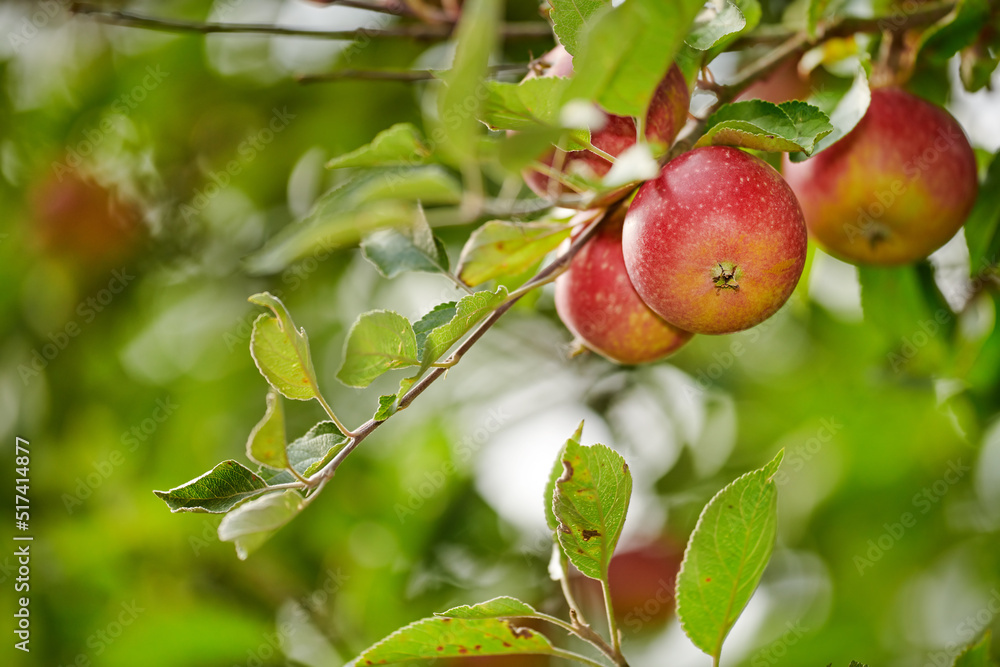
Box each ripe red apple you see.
[555,209,693,365]
[523,46,690,200]
[622,146,807,335]
[782,87,978,265]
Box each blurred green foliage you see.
[0,0,999,666]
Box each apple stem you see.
[584,141,618,165]
[600,577,626,665]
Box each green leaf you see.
[154,460,269,514]
[482,78,574,131]
[685,0,746,51]
[545,423,583,533]
[918,0,991,64]
[361,207,450,278]
[960,22,1000,92]
[246,168,459,275]
[858,264,941,342]
[351,165,462,206]
[457,220,572,287]
[246,390,287,471]
[552,425,632,580]
[795,67,870,160]
[952,631,993,667]
[261,421,347,485]
[292,422,347,476]
[439,0,501,159]
[418,287,507,373]
[549,0,610,56]
[696,100,832,155]
[413,301,459,356]
[675,450,784,659]
[374,394,397,421]
[218,489,304,560]
[965,151,1000,271]
[337,310,419,388]
[847,663,870,667]
[437,596,539,619]
[326,123,432,169]
[248,292,319,401]
[565,0,704,118]
[807,0,836,39]
[350,617,555,665]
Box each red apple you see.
[734,59,813,104]
[571,537,684,634]
[523,46,690,200]
[30,167,143,271]
[622,146,807,335]
[555,209,693,365]
[782,87,978,265]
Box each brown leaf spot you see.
[705,577,712,582]
[458,647,468,654]
[510,626,534,639]
[581,529,601,541]
[437,646,444,652]
[474,645,482,651]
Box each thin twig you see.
[312,210,611,484]
[308,0,422,19]
[297,64,528,84]
[69,3,552,41]
[729,1,955,47]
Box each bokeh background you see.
[1,1,1000,666]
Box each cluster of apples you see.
[533,48,978,365]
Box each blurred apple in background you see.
[571,537,684,634]
[29,165,145,272]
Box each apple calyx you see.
[712,262,740,292]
